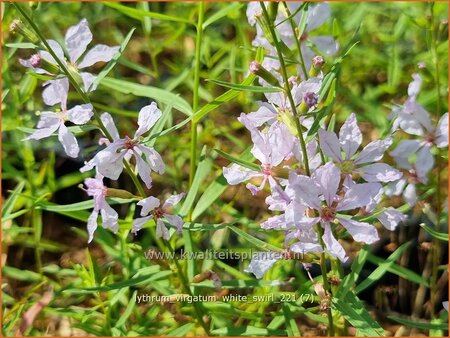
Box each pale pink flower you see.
[83,174,118,243]
[289,163,381,262]
[81,103,165,189]
[132,193,185,239]
[319,113,402,183]
[23,79,93,158]
[223,118,293,195]
[20,18,119,95]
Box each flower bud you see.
[29,54,60,75]
[9,19,39,44]
[249,61,280,87]
[30,54,41,68]
[66,62,84,90]
[106,188,140,200]
[299,92,318,113]
[309,56,325,77]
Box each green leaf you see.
[215,148,260,171]
[100,77,192,116]
[202,3,243,29]
[2,266,42,282]
[229,226,283,253]
[193,47,264,123]
[2,181,25,219]
[388,315,448,331]
[208,79,283,93]
[332,291,385,336]
[179,147,212,217]
[63,271,172,294]
[5,42,37,49]
[192,148,254,220]
[103,2,192,24]
[366,253,430,287]
[211,326,286,336]
[355,241,412,294]
[166,323,195,336]
[90,28,135,91]
[114,290,137,328]
[420,223,448,242]
[282,303,301,336]
[336,245,369,299]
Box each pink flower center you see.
[261,164,273,176]
[124,135,136,149]
[300,32,308,42]
[152,207,165,219]
[320,206,336,222]
[407,170,420,184]
[425,132,435,145]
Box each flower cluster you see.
[387,74,448,206]
[222,2,446,278]
[19,19,184,242]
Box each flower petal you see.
[156,218,170,240]
[223,163,260,185]
[385,178,407,197]
[138,145,165,175]
[164,214,184,234]
[261,214,288,230]
[163,193,185,209]
[67,104,93,125]
[377,208,406,231]
[134,152,153,189]
[415,146,434,180]
[318,128,342,162]
[389,140,421,170]
[408,73,422,98]
[87,210,99,243]
[100,203,118,233]
[40,40,65,65]
[65,18,93,63]
[359,163,402,183]
[435,112,449,148]
[243,103,277,127]
[288,171,322,209]
[42,78,69,107]
[24,116,60,141]
[244,252,282,279]
[339,113,362,159]
[355,138,392,164]
[58,123,79,158]
[100,113,120,141]
[338,217,379,244]
[78,44,120,69]
[336,182,382,211]
[306,3,331,31]
[312,162,341,206]
[132,216,153,234]
[403,183,417,206]
[96,143,127,180]
[134,102,162,137]
[322,222,347,262]
[80,72,97,92]
[310,36,339,55]
[137,196,160,216]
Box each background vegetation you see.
[2,1,448,336]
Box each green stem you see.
[260,2,310,176]
[164,240,210,335]
[14,3,147,198]
[188,1,205,194]
[281,2,308,80]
